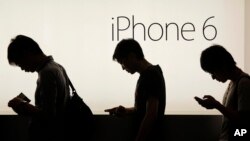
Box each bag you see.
[64,76,94,141]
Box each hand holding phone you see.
[104,105,126,116]
[194,95,220,109]
[194,96,204,104]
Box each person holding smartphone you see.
[7,35,70,141]
[105,39,166,141]
[194,45,250,141]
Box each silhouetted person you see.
[7,35,70,141]
[195,45,250,141]
[105,39,166,141]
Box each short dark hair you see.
[7,35,44,65]
[112,38,144,63]
[200,44,236,73]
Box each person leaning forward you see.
[105,38,166,141]
[195,44,250,141]
[7,35,71,141]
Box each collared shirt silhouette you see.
[7,35,70,141]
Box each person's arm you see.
[125,107,136,114]
[195,95,239,120]
[135,97,159,141]
[104,106,136,116]
[215,100,239,120]
[218,78,250,120]
[8,97,40,116]
[195,77,250,121]
[39,70,58,116]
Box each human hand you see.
[104,105,126,117]
[8,97,24,108]
[194,95,220,109]
[8,97,28,114]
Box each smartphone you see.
[17,92,31,103]
[194,96,205,104]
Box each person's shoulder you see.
[40,60,65,76]
[143,65,164,79]
[147,65,163,74]
[146,65,162,72]
[239,76,250,83]
[239,72,250,80]
[43,60,60,70]
[238,73,250,87]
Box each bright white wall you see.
[246,0,250,73]
[0,0,245,115]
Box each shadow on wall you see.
[0,115,222,141]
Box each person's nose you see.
[122,65,125,70]
[211,74,215,80]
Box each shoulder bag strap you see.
[67,77,76,94]
[60,66,77,95]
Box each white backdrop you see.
[0,0,245,115]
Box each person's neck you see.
[229,67,243,82]
[35,54,49,72]
[137,59,152,74]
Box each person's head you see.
[200,44,236,82]
[7,35,44,72]
[112,38,144,74]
